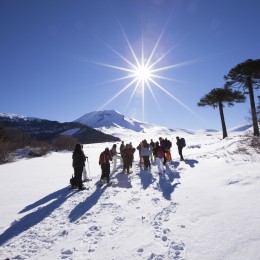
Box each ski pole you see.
[87,157,91,178]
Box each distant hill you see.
[74,110,254,140]
[1,111,252,143]
[74,110,146,131]
[0,113,120,144]
[74,110,199,137]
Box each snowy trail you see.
[0,155,186,259]
[1,131,260,260]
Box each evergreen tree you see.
[0,123,6,141]
[224,59,260,136]
[198,88,245,139]
[257,96,260,123]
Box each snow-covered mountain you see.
[74,110,253,139]
[0,112,39,122]
[74,110,195,138]
[1,110,253,142]
[75,110,147,131]
[0,112,119,144]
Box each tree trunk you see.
[246,77,260,136]
[219,102,228,139]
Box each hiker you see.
[121,143,135,174]
[159,137,167,165]
[164,138,172,162]
[99,147,112,184]
[152,140,158,162]
[176,136,185,161]
[81,144,89,182]
[141,139,152,170]
[72,143,86,190]
[137,141,143,166]
[154,141,165,174]
[150,139,155,162]
[120,141,125,154]
[111,143,123,171]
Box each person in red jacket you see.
[99,147,112,184]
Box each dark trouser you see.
[178,147,184,160]
[123,157,132,173]
[101,163,110,182]
[74,166,83,189]
[143,156,151,169]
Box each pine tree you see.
[257,96,260,123]
[198,88,245,139]
[224,59,260,136]
[0,123,6,141]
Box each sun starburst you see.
[87,22,197,122]
[134,65,152,82]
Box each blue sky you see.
[1,0,260,130]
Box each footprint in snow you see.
[60,248,74,259]
[147,252,165,260]
[151,202,177,243]
[110,216,125,233]
[151,197,160,207]
[84,225,105,253]
[59,229,69,237]
[98,202,122,216]
[167,241,185,259]
[128,197,140,205]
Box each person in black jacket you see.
[72,143,86,190]
[176,136,184,161]
[121,144,136,174]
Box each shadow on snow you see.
[184,159,199,168]
[170,159,199,168]
[0,187,76,246]
[69,170,134,223]
[113,172,133,189]
[0,159,200,245]
[158,163,181,200]
[137,163,181,201]
[68,182,107,223]
[137,170,156,190]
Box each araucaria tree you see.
[198,88,245,139]
[224,59,260,136]
[257,96,260,123]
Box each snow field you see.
[0,130,260,260]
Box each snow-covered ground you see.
[0,129,260,260]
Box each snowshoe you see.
[107,181,113,187]
[78,186,88,191]
[99,180,113,187]
[83,178,92,182]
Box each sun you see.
[87,23,197,121]
[133,64,152,82]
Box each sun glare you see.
[89,21,198,121]
[134,65,152,82]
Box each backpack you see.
[70,175,77,188]
[123,148,134,157]
[165,140,172,150]
[157,146,165,158]
[180,138,186,148]
[99,152,106,165]
[110,148,115,157]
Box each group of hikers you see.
[71,136,186,190]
